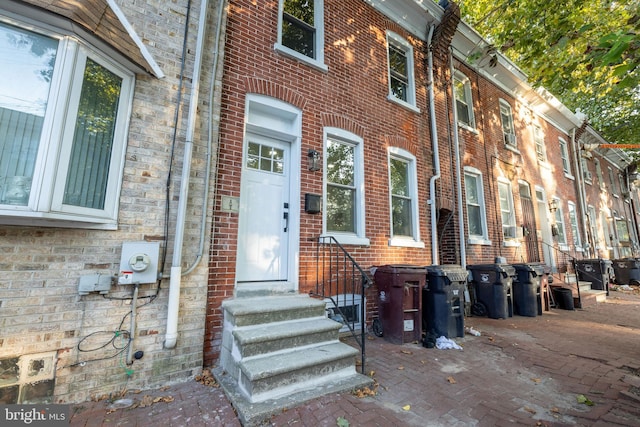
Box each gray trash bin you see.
[612,258,640,286]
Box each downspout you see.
[571,127,591,257]
[427,24,441,265]
[165,0,211,349]
[449,48,466,268]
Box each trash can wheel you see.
[471,301,488,317]
[372,318,383,337]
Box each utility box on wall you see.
[119,242,160,284]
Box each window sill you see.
[457,123,478,134]
[321,234,370,246]
[386,95,420,114]
[274,43,328,72]
[502,240,520,247]
[388,237,425,248]
[0,209,118,230]
[564,173,575,180]
[468,237,491,245]
[559,244,570,251]
[505,144,520,155]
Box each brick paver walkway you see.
[71,288,640,426]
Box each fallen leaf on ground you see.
[577,394,594,406]
[524,406,536,414]
[446,376,456,384]
[337,416,350,427]
[402,405,411,411]
[397,366,405,370]
[531,378,541,383]
[401,350,413,355]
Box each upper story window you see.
[388,147,423,247]
[499,99,516,148]
[386,32,417,110]
[608,167,619,196]
[323,128,368,246]
[559,138,572,176]
[454,71,475,129]
[464,166,489,244]
[276,0,326,70]
[0,19,134,228]
[497,179,517,241]
[533,124,546,162]
[595,158,604,189]
[552,197,567,246]
[567,201,582,250]
[581,158,593,184]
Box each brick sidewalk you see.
[70,288,640,426]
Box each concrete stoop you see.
[565,274,607,308]
[214,294,373,426]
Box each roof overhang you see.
[3,0,163,78]
[363,0,443,39]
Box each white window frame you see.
[0,16,134,229]
[587,205,599,250]
[553,197,568,249]
[454,71,475,129]
[559,137,572,177]
[499,99,516,149]
[322,128,369,246]
[388,147,423,248]
[386,31,418,112]
[464,166,490,245]
[608,166,619,197]
[275,0,327,71]
[533,124,546,162]
[567,201,582,251]
[497,178,518,246]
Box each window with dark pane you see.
[389,44,408,101]
[390,157,412,236]
[283,0,316,58]
[326,138,355,232]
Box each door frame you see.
[535,186,556,271]
[235,94,302,296]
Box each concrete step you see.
[222,294,327,327]
[238,341,359,402]
[574,289,607,308]
[233,317,342,358]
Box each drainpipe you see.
[165,0,211,349]
[449,48,466,268]
[571,127,591,257]
[426,24,441,265]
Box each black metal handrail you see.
[540,241,614,307]
[310,236,371,374]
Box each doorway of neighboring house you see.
[535,187,556,271]
[519,182,540,262]
[235,95,301,296]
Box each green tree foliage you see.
[456,0,639,147]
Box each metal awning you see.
[5,0,164,78]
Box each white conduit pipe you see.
[165,0,210,349]
[426,24,441,265]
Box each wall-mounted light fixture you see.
[308,149,321,171]
[548,199,559,213]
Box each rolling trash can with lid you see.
[467,263,514,319]
[511,263,544,317]
[575,259,613,294]
[423,265,467,344]
[373,265,425,344]
[612,258,640,286]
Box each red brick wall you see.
[205,0,445,365]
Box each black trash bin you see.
[575,259,613,294]
[467,264,514,319]
[423,265,468,340]
[612,258,640,286]
[374,265,425,344]
[551,287,574,310]
[511,263,544,317]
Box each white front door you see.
[236,134,294,293]
[536,188,556,271]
